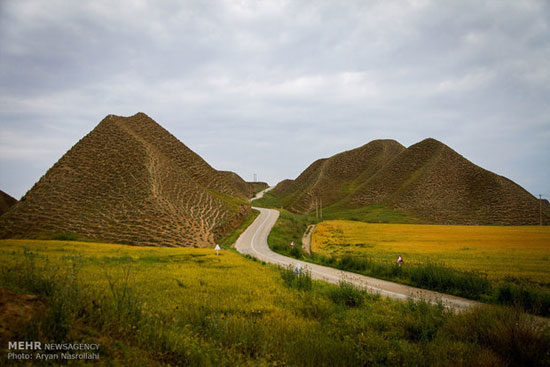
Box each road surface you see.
[235,207,479,312]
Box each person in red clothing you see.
[396,254,404,265]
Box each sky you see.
[1,0,549,200]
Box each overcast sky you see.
[1,0,549,200]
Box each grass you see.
[252,191,284,208]
[321,203,419,223]
[311,220,550,316]
[2,239,548,366]
[259,207,550,315]
[254,193,418,224]
[263,209,316,259]
[312,220,550,283]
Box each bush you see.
[443,305,550,367]
[329,280,364,307]
[401,299,449,342]
[53,233,79,241]
[338,254,368,271]
[0,249,88,341]
[496,283,550,317]
[289,245,303,259]
[280,265,312,291]
[409,262,491,299]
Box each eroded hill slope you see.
[271,140,405,212]
[0,113,251,246]
[347,138,549,224]
[0,191,17,216]
[268,138,549,225]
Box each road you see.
[235,207,479,312]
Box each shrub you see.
[409,262,491,299]
[53,233,79,241]
[496,283,550,317]
[329,280,364,307]
[289,245,303,259]
[338,254,368,271]
[443,305,550,367]
[280,265,312,291]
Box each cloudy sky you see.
[1,0,549,200]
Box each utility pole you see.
[253,173,257,182]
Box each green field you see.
[2,239,548,366]
[259,207,550,316]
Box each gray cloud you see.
[1,0,549,199]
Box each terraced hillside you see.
[271,140,405,212]
[218,171,268,199]
[268,138,549,225]
[0,113,251,246]
[0,190,17,216]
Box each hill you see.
[218,171,268,199]
[0,190,17,216]
[0,113,251,246]
[270,140,405,213]
[266,138,549,225]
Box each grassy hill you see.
[0,113,251,247]
[0,190,17,216]
[259,138,549,225]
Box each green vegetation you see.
[252,191,284,208]
[262,209,315,258]
[328,280,368,307]
[254,192,418,224]
[315,251,550,317]
[2,240,548,366]
[315,254,491,300]
[320,202,419,223]
[280,265,312,291]
[261,209,550,317]
[218,209,260,248]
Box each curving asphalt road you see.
[235,207,479,312]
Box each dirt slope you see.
[0,191,17,216]
[270,138,549,225]
[348,138,549,225]
[271,140,405,212]
[0,113,250,246]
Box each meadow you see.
[312,220,550,283]
[258,206,550,315]
[1,239,548,366]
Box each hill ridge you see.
[0,190,17,216]
[269,138,549,225]
[0,113,251,246]
[271,139,406,213]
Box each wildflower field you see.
[2,239,549,366]
[311,221,550,283]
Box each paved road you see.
[235,207,479,312]
[251,187,272,201]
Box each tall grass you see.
[264,210,550,317]
[280,265,312,291]
[314,254,491,300]
[328,280,366,307]
[444,305,550,367]
[496,283,550,316]
[1,241,549,366]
